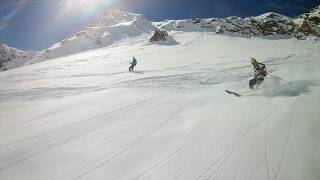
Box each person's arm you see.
[258,63,265,69]
[258,63,267,75]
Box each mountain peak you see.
[90,9,144,27]
[256,12,292,21]
[23,9,155,66]
[310,5,320,14]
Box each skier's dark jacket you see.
[131,58,137,66]
[253,62,267,79]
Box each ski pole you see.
[267,73,291,84]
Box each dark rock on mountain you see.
[158,5,320,40]
[149,29,169,42]
[0,44,31,71]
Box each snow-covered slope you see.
[0,44,33,71]
[0,32,319,180]
[27,10,156,65]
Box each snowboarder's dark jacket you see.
[253,62,267,79]
[131,58,137,66]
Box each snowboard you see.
[225,90,242,97]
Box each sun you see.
[55,0,113,20]
[41,0,114,37]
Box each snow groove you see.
[133,93,227,179]
[176,107,248,180]
[208,139,243,180]
[211,113,273,180]
[274,98,298,180]
[210,99,274,180]
[196,106,273,180]
[1,94,161,147]
[0,94,163,170]
[265,117,271,180]
[63,91,205,180]
[0,90,130,138]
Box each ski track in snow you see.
[264,117,271,180]
[196,104,274,180]
[0,94,163,170]
[175,105,254,179]
[135,94,242,179]
[0,32,319,180]
[214,99,275,180]
[274,98,297,180]
[67,91,205,180]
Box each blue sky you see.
[0,0,319,51]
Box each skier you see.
[129,56,137,72]
[249,57,267,89]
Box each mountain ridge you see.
[1,6,319,71]
[156,6,319,39]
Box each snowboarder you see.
[249,57,267,89]
[129,56,137,72]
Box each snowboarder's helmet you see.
[250,57,257,65]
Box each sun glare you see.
[55,0,112,20]
[40,0,113,38]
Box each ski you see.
[225,90,242,97]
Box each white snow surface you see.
[0,32,320,180]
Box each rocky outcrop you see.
[149,29,169,42]
[0,44,32,71]
[293,5,320,39]
[157,5,320,40]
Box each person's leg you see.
[249,78,256,89]
[129,65,132,71]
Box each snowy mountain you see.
[0,44,33,71]
[0,10,156,71]
[1,6,319,71]
[26,10,156,65]
[294,5,320,39]
[156,6,320,39]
